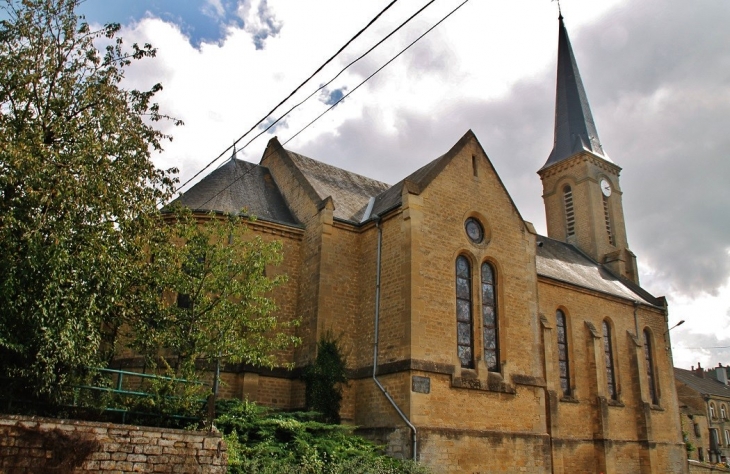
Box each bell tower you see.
[538,15,639,284]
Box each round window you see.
[465,218,484,244]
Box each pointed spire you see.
[541,16,610,170]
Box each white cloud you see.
[202,0,225,19]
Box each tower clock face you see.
[600,178,612,197]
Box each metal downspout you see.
[373,217,418,461]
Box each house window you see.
[563,185,575,237]
[456,256,474,369]
[725,430,730,446]
[603,320,617,400]
[722,404,728,420]
[643,329,658,404]
[603,195,614,245]
[698,447,704,462]
[711,428,720,450]
[481,262,499,372]
[556,310,571,396]
[710,403,717,419]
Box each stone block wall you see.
[0,415,226,473]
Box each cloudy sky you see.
[77,0,730,370]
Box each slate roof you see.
[283,150,391,223]
[536,236,661,306]
[542,16,610,171]
[369,130,489,219]
[368,149,452,219]
[171,158,299,226]
[675,367,730,399]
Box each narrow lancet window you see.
[563,185,575,237]
[603,320,617,400]
[556,310,571,396]
[481,262,499,372]
[456,256,474,368]
[644,329,658,404]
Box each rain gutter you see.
[373,216,418,461]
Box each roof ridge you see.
[285,149,391,189]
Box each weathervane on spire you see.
[552,0,563,20]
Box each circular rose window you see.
[465,218,484,244]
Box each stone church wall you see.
[0,414,226,473]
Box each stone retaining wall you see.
[0,414,227,473]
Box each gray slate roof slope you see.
[536,236,660,306]
[172,158,299,226]
[369,153,451,218]
[542,16,610,171]
[284,150,391,222]
[675,367,730,399]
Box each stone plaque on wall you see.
[412,376,430,394]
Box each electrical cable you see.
[172,0,400,197]
[232,0,439,158]
[187,0,471,214]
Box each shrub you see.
[302,333,348,424]
[215,399,430,474]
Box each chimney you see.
[694,362,705,378]
[717,367,729,385]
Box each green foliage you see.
[303,333,348,424]
[682,430,696,452]
[106,370,208,427]
[122,207,301,380]
[215,399,431,474]
[0,0,179,402]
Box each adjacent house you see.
[675,364,730,464]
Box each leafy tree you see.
[303,333,348,424]
[0,0,179,402]
[125,208,300,381]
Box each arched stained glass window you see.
[643,328,658,405]
[456,256,473,368]
[556,310,571,396]
[603,320,617,400]
[481,262,499,372]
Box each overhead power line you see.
[682,347,730,350]
[172,0,401,197]
[232,0,440,158]
[189,0,471,214]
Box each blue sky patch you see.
[77,0,244,47]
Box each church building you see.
[175,16,686,474]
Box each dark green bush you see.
[302,333,348,424]
[215,399,430,474]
